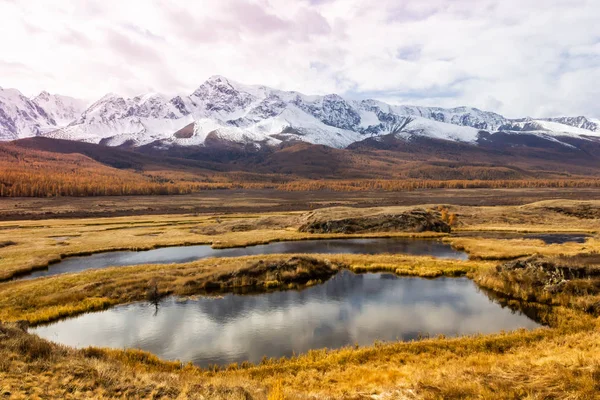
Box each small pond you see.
[524,233,590,244]
[454,232,591,244]
[20,238,468,280]
[31,271,542,367]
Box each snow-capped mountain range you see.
[0,87,85,140]
[1,76,599,149]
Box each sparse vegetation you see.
[1,200,600,398]
[475,254,600,315]
[439,206,458,227]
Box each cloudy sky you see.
[1,0,599,118]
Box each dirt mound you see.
[545,203,600,219]
[498,255,600,297]
[232,256,338,283]
[299,208,451,234]
[187,256,340,292]
[500,255,600,278]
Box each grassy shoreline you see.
[2,313,598,399]
[5,229,599,281]
[1,231,449,281]
[0,254,489,325]
[2,201,600,398]
[1,272,598,398]
[2,201,599,280]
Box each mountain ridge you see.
[1,76,599,151]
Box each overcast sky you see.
[1,0,599,118]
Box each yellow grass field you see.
[1,200,599,399]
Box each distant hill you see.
[0,135,598,197]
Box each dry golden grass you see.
[446,236,600,260]
[302,200,600,233]
[1,254,599,398]
[2,199,600,279]
[451,199,600,233]
[2,200,600,398]
[0,212,447,280]
[1,309,598,399]
[0,254,488,325]
[474,254,600,316]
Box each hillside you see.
[0,139,234,196]
[0,136,599,197]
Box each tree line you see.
[2,142,600,197]
[3,172,600,197]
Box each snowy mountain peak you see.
[206,75,232,84]
[1,87,27,99]
[134,92,166,103]
[31,91,86,127]
[2,77,600,150]
[194,75,238,96]
[97,92,122,102]
[33,91,51,100]
[190,76,260,120]
[0,87,57,139]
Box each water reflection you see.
[21,238,468,280]
[32,272,541,367]
[477,285,555,325]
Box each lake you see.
[21,238,468,280]
[32,271,542,367]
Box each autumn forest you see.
[1,137,600,197]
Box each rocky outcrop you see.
[299,208,451,234]
[497,255,600,295]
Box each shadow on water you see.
[475,285,554,326]
[31,270,545,368]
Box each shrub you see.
[17,335,53,360]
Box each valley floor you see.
[0,195,599,399]
[2,187,600,220]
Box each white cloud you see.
[0,0,598,118]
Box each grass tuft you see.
[2,204,600,398]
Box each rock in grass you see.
[299,208,451,234]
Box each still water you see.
[22,238,468,280]
[525,233,590,244]
[32,271,541,367]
